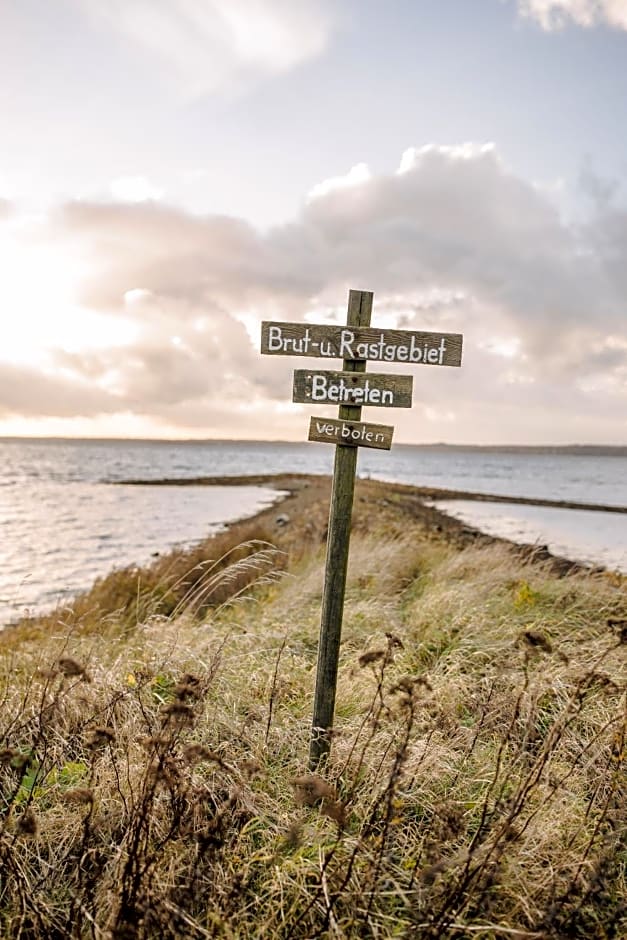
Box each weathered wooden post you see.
[310,288,372,766]
[260,290,463,767]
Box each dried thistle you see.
[4,751,31,772]
[57,657,91,680]
[161,702,194,725]
[16,809,39,837]
[389,676,433,697]
[291,774,346,827]
[85,726,116,748]
[358,649,386,668]
[0,747,20,765]
[178,673,201,688]
[281,820,303,850]
[182,744,223,767]
[139,735,171,750]
[174,682,201,701]
[63,787,94,805]
[608,618,627,643]
[292,774,336,806]
[240,758,262,778]
[35,668,59,680]
[519,630,553,654]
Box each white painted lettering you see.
[409,335,423,362]
[381,389,393,405]
[268,325,283,351]
[339,330,355,358]
[311,374,327,400]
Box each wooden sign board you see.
[261,321,462,367]
[308,416,393,450]
[293,369,413,408]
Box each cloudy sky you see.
[1,0,626,444]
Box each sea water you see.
[1,438,625,624]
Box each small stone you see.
[275,514,291,526]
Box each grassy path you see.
[0,476,625,937]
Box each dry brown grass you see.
[0,512,625,938]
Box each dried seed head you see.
[57,657,90,679]
[85,726,116,748]
[608,618,627,644]
[282,820,303,850]
[174,683,197,701]
[161,702,194,725]
[150,755,181,786]
[291,774,336,806]
[63,788,94,805]
[179,673,201,688]
[320,798,347,828]
[240,758,262,778]
[0,747,20,765]
[418,857,453,885]
[290,774,337,806]
[182,744,221,766]
[358,649,386,668]
[519,630,553,654]
[35,668,60,680]
[6,752,31,772]
[291,774,346,824]
[139,735,170,750]
[17,810,39,837]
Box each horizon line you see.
[0,435,626,452]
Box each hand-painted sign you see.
[259,289,464,769]
[261,321,462,367]
[308,416,393,450]
[293,369,413,408]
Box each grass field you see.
[0,476,625,938]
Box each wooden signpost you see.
[260,289,463,766]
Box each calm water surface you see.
[1,439,625,624]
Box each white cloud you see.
[397,143,496,175]
[110,176,164,203]
[307,163,372,201]
[519,0,627,31]
[80,0,335,95]
[3,144,627,442]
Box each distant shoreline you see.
[111,473,627,514]
[1,436,626,456]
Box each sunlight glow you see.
[0,225,136,366]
